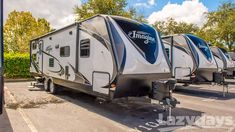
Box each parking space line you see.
[202,97,218,102]
[5,86,38,132]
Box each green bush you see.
[4,53,31,78]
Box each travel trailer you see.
[162,34,224,84]
[211,47,235,77]
[228,52,235,62]
[229,52,235,77]
[162,35,196,81]
[210,47,224,71]
[30,15,178,108]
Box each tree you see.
[200,2,235,51]
[74,0,146,22]
[4,11,51,53]
[153,18,199,36]
[152,2,235,51]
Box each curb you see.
[4,78,34,82]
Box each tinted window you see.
[187,34,212,61]
[32,42,37,50]
[38,41,43,55]
[49,58,54,67]
[80,16,110,43]
[32,54,37,61]
[60,46,70,57]
[112,17,158,64]
[80,39,90,57]
[165,48,170,58]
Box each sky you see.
[3,0,235,29]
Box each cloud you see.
[4,0,81,29]
[147,0,208,26]
[135,3,150,8]
[148,0,155,6]
[135,0,156,8]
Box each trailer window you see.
[32,42,37,50]
[80,39,90,57]
[60,46,70,57]
[49,58,54,67]
[32,54,37,61]
[165,48,170,58]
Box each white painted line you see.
[5,86,38,132]
[158,126,197,132]
[202,97,218,102]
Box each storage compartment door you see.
[92,72,110,95]
[175,67,191,80]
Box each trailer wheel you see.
[49,80,57,94]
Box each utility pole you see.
[0,0,4,114]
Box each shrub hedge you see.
[4,53,31,78]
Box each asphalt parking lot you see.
[1,81,235,132]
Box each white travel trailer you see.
[211,47,235,77]
[210,47,224,71]
[30,15,178,107]
[162,34,223,84]
[229,52,235,64]
[162,35,196,81]
[228,52,235,62]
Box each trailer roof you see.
[30,22,78,41]
[162,34,196,38]
[30,14,139,42]
[30,14,107,41]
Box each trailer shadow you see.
[0,108,13,132]
[225,81,235,85]
[174,85,235,100]
[54,89,203,132]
